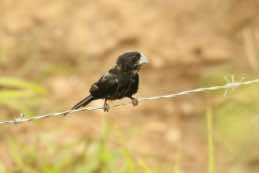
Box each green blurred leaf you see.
[121,148,137,173]
[0,77,46,113]
[0,77,46,94]
[0,90,35,99]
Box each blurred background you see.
[1,0,259,172]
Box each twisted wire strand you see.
[1,78,259,125]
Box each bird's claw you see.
[131,97,139,106]
[103,101,110,112]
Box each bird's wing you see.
[89,72,119,98]
[123,73,139,97]
[130,73,139,95]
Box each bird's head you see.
[116,51,149,72]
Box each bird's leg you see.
[129,96,139,106]
[103,99,110,112]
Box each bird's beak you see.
[138,53,149,65]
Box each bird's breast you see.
[109,75,135,99]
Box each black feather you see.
[71,95,95,110]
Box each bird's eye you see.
[132,57,139,63]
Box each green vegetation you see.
[0,77,46,114]
[201,70,259,148]
[3,118,161,173]
[206,108,216,173]
[201,71,259,171]
[215,85,259,148]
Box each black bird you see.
[71,51,148,112]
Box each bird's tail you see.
[72,95,95,110]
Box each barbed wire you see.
[1,77,259,125]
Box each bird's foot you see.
[130,97,139,106]
[103,100,110,112]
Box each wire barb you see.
[223,75,243,96]
[1,78,259,125]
